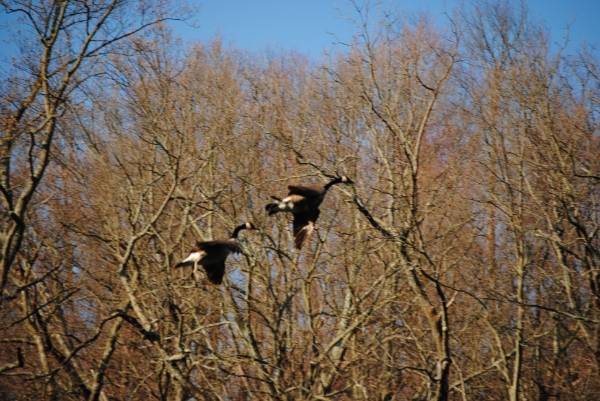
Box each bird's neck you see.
[324,178,342,191]
[231,224,246,239]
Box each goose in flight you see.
[175,222,255,284]
[265,176,353,249]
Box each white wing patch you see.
[280,195,305,211]
[282,195,304,203]
[181,251,204,264]
[279,202,292,211]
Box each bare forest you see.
[0,1,599,400]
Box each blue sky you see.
[178,0,599,58]
[0,1,598,60]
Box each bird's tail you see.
[265,196,285,215]
[265,202,281,215]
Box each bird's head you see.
[325,175,354,190]
[232,222,257,238]
[339,175,353,185]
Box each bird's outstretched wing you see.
[287,185,321,198]
[196,240,240,284]
[201,259,227,284]
[197,240,241,254]
[293,208,320,249]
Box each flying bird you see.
[175,222,255,284]
[265,176,353,249]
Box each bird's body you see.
[175,222,254,284]
[265,176,352,249]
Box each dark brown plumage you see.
[265,176,353,249]
[174,222,255,284]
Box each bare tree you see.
[1,1,598,400]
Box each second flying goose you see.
[175,222,256,284]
